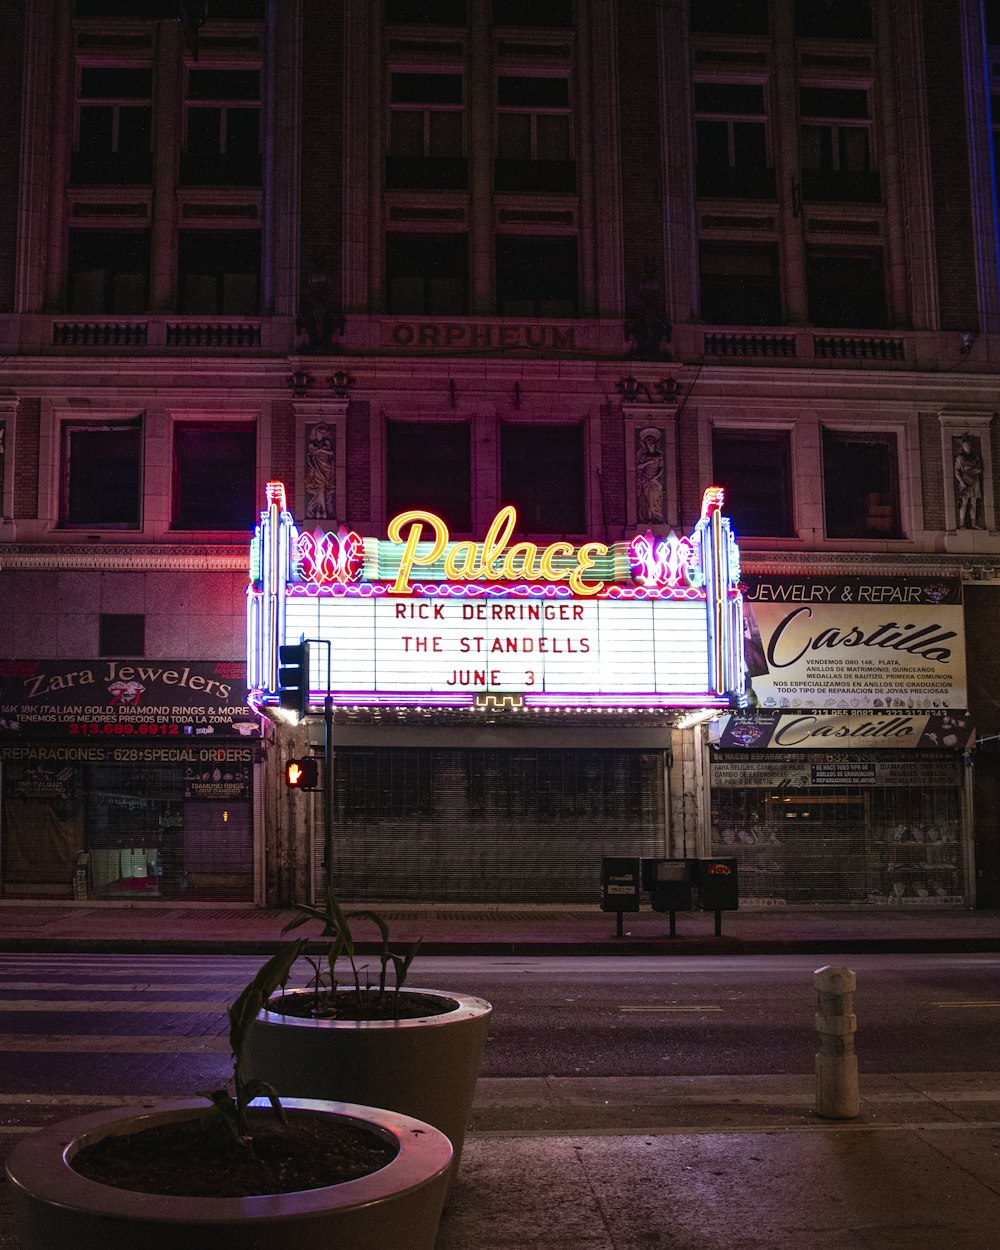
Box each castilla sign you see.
[247,483,746,711]
[742,576,966,710]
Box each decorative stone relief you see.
[304,421,336,519]
[952,431,985,530]
[635,426,666,524]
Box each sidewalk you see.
[1,899,998,954]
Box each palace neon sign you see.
[246,483,746,712]
[387,505,612,595]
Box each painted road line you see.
[933,1001,1000,1007]
[0,1036,228,1052]
[618,1005,723,1013]
[0,1000,224,1012]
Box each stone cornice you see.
[0,544,248,572]
[741,551,999,579]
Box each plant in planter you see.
[246,886,492,1183]
[5,942,453,1250]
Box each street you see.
[2,953,1000,1248]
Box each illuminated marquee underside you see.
[247,485,746,712]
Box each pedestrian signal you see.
[285,757,319,789]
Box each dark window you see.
[822,429,901,539]
[0,422,5,516]
[61,419,142,528]
[691,0,769,36]
[496,76,574,192]
[795,0,871,39]
[988,3,1000,45]
[99,613,145,658]
[699,243,780,324]
[386,422,471,531]
[76,0,264,14]
[385,233,468,314]
[799,86,878,201]
[74,66,152,184]
[501,423,585,534]
[496,235,578,316]
[178,230,260,315]
[806,248,886,328]
[493,0,573,28]
[385,0,467,23]
[172,423,256,531]
[695,82,773,198]
[711,430,792,537]
[993,94,1000,203]
[387,73,466,189]
[182,69,261,184]
[68,229,150,313]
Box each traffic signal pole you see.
[324,692,334,897]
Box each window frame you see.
[59,415,144,531]
[388,70,466,160]
[384,230,470,315]
[67,226,151,314]
[183,66,262,158]
[799,83,875,175]
[495,233,580,318]
[821,425,905,540]
[698,240,782,325]
[384,418,473,534]
[496,72,573,163]
[499,420,587,537]
[805,245,887,329]
[176,227,261,316]
[709,425,795,539]
[74,63,153,159]
[170,417,258,533]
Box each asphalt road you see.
[3,953,1000,1250]
[0,951,997,1094]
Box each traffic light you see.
[285,757,319,789]
[277,641,310,718]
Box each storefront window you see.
[710,751,966,905]
[2,748,254,901]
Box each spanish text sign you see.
[742,577,966,710]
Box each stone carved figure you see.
[296,256,344,353]
[304,422,336,519]
[953,432,985,529]
[635,427,666,524]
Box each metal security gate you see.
[320,747,668,903]
[709,751,967,904]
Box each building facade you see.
[1,0,999,908]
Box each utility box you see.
[649,859,693,913]
[601,857,641,912]
[694,857,739,911]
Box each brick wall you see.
[0,0,24,311]
[598,402,626,534]
[922,0,980,330]
[919,411,945,530]
[346,399,370,523]
[270,399,296,511]
[13,398,39,520]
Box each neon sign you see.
[387,506,610,595]
[246,485,746,712]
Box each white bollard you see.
[813,964,859,1119]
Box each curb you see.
[2,937,1000,956]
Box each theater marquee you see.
[247,483,747,712]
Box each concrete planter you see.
[247,988,491,1180]
[5,1098,452,1250]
